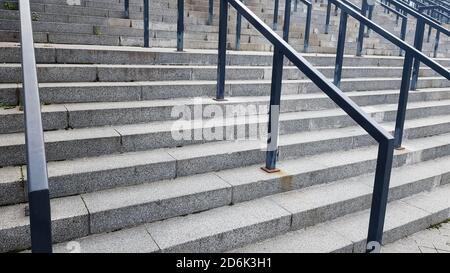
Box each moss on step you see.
[93,26,102,35]
[0,102,16,110]
[428,218,450,230]
[3,1,18,10]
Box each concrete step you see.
[2,108,450,206]
[41,161,450,253]
[0,83,449,133]
[1,89,450,166]
[231,183,450,253]
[1,26,446,56]
[5,130,449,251]
[2,43,449,68]
[0,63,444,83]
[1,0,448,55]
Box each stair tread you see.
[1,98,450,160]
[2,130,450,224]
[231,184,450,253]
[41,161,450,253]
[1,86,449,115]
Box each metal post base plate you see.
[261,166,281,173]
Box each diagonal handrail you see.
[329,0,450,77]
[405,0,450,22]
[377,1,409,55]
[278,0,313,52]
[329,0,450,148]
[382,0,450,88]
[216,0,395,253]
[18,0,52,253]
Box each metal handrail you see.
[274,0,313,52]
[382,0,450,89]
[328,0,450,148]
[383,0,450,36]
[405,0,450,22]
[216,0,395,252]
[18,0,52,253]
[380,0,443,57]
[377,1,409,55]
[270,0,312,52]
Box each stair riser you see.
[3,172,447,253]
[3,91,450,167]
[79,140,450,237]
[0,65,442,83]
[2,29,447,54]
[1,79,449,135]
[2,45,450,67]
[1,115,448,208]
[164,192,450,253]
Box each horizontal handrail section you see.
[217,0,395,252]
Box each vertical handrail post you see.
[334,10,348,87]
[264,48,284,172]
[295,0,298,12]
[393,52,414,149]
[411,18,425,90]
[399,16,408,56]
[263,0,291,172]
[304,2,312,52]
[395,6,400,24]
[208,0,214,25]
[365,3,374,37]
[18,0,52,253]
[273,0,279,30]
[433,30,440,58]
[177,0,184,51]
[235,0,244,50]
[366,139,394,253]
[325,1,331,34]
[143,0,150,48]
[426,24,432,42]
[356,0,368,56]
[283,0,292,41]
[216,0,228,100]
[124,0,129,18]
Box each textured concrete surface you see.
[82,173,232,233]
[382,220,450,253]
[52,226,160,253]
[1,1,449,253]
[146,198,291,252]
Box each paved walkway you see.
[382,220,450,253]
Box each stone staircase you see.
[0,0,449,253]
[0,0,448,55]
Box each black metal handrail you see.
[406,0,450,22]
[378,1,408,55]
[18,0,52,253]
[381,0,444,55]
[216,0,395,252]
[124,0,184,50]
[273,0,312,52]
[328,0,450,149]
[382,0,450,88]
